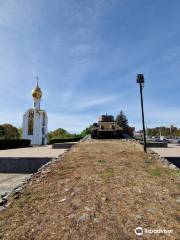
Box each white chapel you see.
[22,79,48,145]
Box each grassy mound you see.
[0,140,179,239]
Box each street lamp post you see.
[136,74,147,153]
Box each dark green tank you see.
[91,115,123,139]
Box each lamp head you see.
[136,74,145,83]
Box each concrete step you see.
[52,142,76,149]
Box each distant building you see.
[134,130,143,138]
[22,79,48,145]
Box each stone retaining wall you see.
[0,157,52,173]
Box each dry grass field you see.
[0,140,179,240]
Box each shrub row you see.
[139,141,168,148]
[0,139,31,150]
[49,137,83,144]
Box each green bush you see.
[0,139,31,150]
[49,137,83,144]
[0,124,20,139]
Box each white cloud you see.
[72,95,118,110]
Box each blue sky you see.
[1,0,180,133]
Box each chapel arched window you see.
[28,111,34,135]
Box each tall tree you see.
[48,128,73,141]
[116,111,130,135]
[0,125,7,139]
[1,124,20,139]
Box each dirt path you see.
[0,140,179,240]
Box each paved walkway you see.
[0,145,66,158]
[0,174,31,196]
[0,145,68,199]
[151,143,180,157]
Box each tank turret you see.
[91,114,122,139]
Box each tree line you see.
[0,111,133,140]
[147,126,180,137]
[2,117,180,140]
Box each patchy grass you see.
[97,159,106,164]
[0,140,179,240]
[53,165,75,178]
[147,165,180,177]
[100,168,114,178]
[174,169,180,177]
[148,167,162,176]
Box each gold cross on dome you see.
[36,76,39,86]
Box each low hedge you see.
[0,139,31,150]
[140,141,168,148]
[49,137,83,144]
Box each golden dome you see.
[32,82,42,99]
